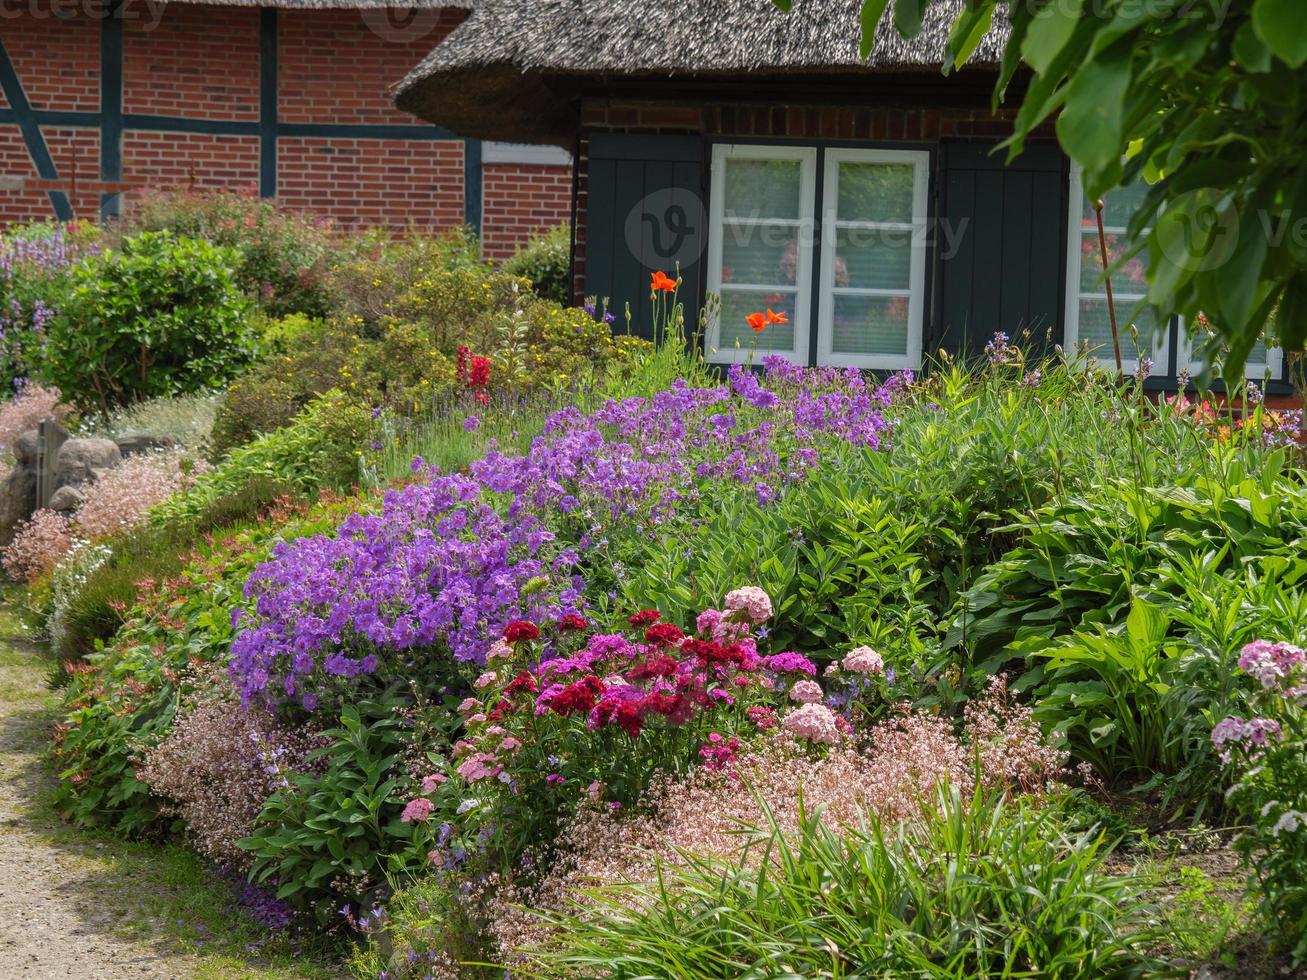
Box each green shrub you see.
[241,701,435,923]
[40,232,258,414]
[155,390,371,525]
[501,222,571,305]
[76,392,223,454]
[127,188,335,318]
[528,787,1169,979]
[48,477,301,663]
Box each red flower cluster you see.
[644,623,685,647]
[456,344,492,405]
[559,614,590,632]
[629,609,661,627]
[548,674,605,716]
[503,621,540,643]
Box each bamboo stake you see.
[1094,199,1125,375]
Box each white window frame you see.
[482,142,573,167]
[1176,332,1284,384]
[816,147,930,370]
[706,143,817,366]
[1064,163,1169,375]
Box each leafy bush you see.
[0,222,101,390]
[127,188,335,318]
[1216,639,1307,965]
[501,222,570,305]
[40,232,258,413]
[52,494,357,833]
[155,390,371,525]
[241,701,437,922]
[526,787,1167,979]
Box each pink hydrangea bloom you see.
[781,703,841,745]
[1238,640,1306,690]
[724,586,773,625]
[789,679,824,704]
[456,752,504,782]
[400,797,434,823]
[843,646,885,675]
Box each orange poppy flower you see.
[650,270,677,293]
[745,311,768,333]
[765,308,788,325]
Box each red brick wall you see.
[0,4,574,256]
[276,137,465,230]
[482,162,572,261]
[1,3,100,112]
[123,6,261,120]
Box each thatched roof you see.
[396,0,1007,144]
[171,0,470,9]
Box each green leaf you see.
[858,0,892,60]
[1056,38,1133,175]
[1021,0,1084,75]
[1253,0,1307,68]
[946,3,994,70]
[893,0,926,39]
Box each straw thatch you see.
[171,0,470,9]
[396,0,1007,143]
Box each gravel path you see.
[0,609,204,978]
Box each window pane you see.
[719,289,798,353]
[836,162,915,224]
[720,224,800,286]
[831,295,910,356]
[723,159,802,221]
[1076,299,1165,361]
[833,227,912,290]
[1080,180,1151,229]
[1078,231,1148,291]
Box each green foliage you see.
[241,702,433,923]
[529,786,1171,978]
[51,496,358,835]
[501,222,571,305]
[77,392,223,454]
[815,0,1307,379]
[127,188,335,318]
[41,232,258,414]
[156,390,371,525]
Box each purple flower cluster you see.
[231,472,584,709]
[230,365,904,711]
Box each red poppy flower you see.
[650,270,677,293]
[765,308,789,325]
[746,312,767,333]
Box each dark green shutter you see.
[584,134,706,341]
[934,142,1068,360]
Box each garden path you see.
[0,604,208,978]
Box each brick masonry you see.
[0,2,572,255]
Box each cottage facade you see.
[0,0,571,258]
[397,0,1288,390]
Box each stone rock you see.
[114,432,178,457]
[47,485,84,513]
[0,464,37,546]
[54,438,121,489]
[11,430,39,466]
